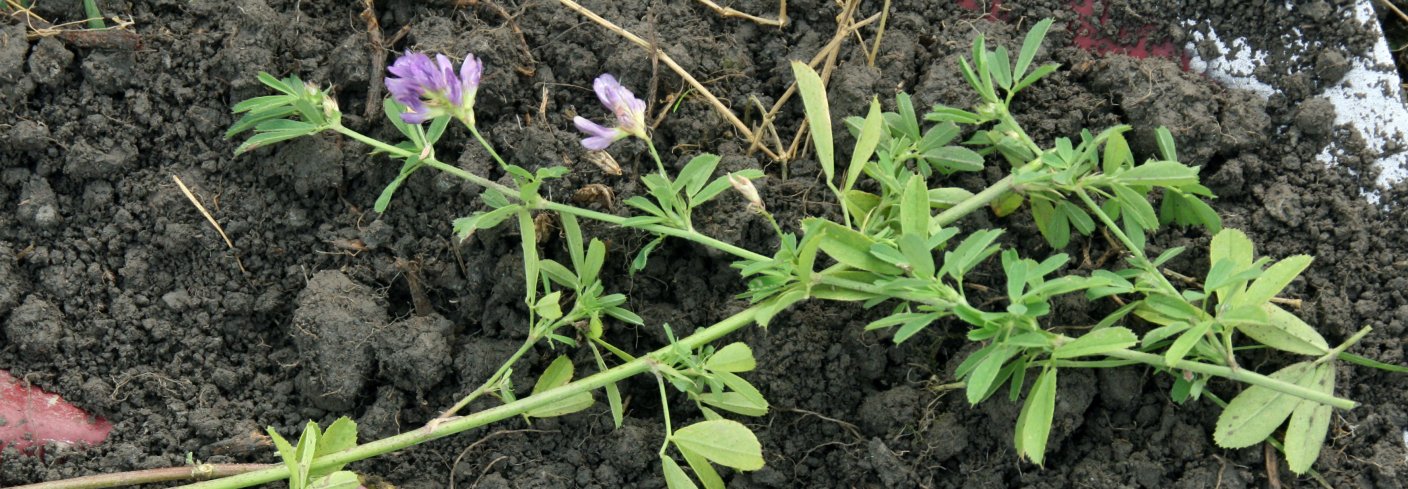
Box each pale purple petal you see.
[399,107,433,124]
[460,54,482,91]
[435,54,462,106]
[593,74,621,110]
[574,116,622,150]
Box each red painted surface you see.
[0,369,113,457]
[956,0,1005,21]
[956,0,1189,68]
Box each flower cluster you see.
[385,51,483,124]
[573,74,648,151]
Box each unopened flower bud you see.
[584,150,622,176]
[728,173,763,210]
[322,95,340,120]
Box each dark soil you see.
[3,0,1408,488]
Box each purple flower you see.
[385,51,483,124]
[572,74,648,150]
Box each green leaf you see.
[534,291,563,320]
[1339,352,1408,373]
[661,456,700,489]
[940,229,1004,282]
[1052,327,1138,359]
[533,356,575,395]
[900,174,929,237]
[987,46,1013,89]
[525,360,594,418]
[1060,200,1095,235]
[923,146,985,173]
[706,343,757,373]
[560,212,586,271]
[965,345,1017,405]
[582,239,606,287]
[257,72,296,94]
[267,427,300,485]
[234,127,319,154]
[792,62,834,183]
[1154,126,1177,161]
[698,391,769,417]
[925,104,982,124]
[526,392,595,418]
[605,306,645,325]
[382,98,418,142]
[1013,18,1054,83]
[589,344,624,429]
[670,420,765,471]
[1112,183,1157,230]
[678,153,721,198]
[808,219,903,275]
[308,472,361,489]
[896,234,936,278]
[1239,304,1330,356]
[1102,131,1132,174]
[425,115,451,146]
[679,447,725,489]
[232,94,293,114]
[1011,63,1059,94]
[1031,199,1070,249]
[1164,320,1213,367]
[1214,362,1316,449]
[631,235,668,274]
[846,99,884,192]
[1118,161,1200,188]
[517,211,539,303]
[695,169,764,206]
[374,163,417,213]
[1285,363,1335,475]
[716,371,768,413]
[313,417,356,464]
[452,206,516,242]
[895,92,922,141]
[1210,228,1255,269]
[1014,368,1057,466]
[1237,255,1312,308]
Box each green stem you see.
[82,0,105,29]
[176,301,773,489]
[469,124,511,171]
[332,123,517,196]
[11,464,269,489]
[998,107,1042,156]
[655,373,673,457]
[539,201,770,263]
[437,336,539,419]
[332,124,768,264]
[1317,326,1373,366]
[934,174,1015,226]
[1102,347,1356,410]
[646,139,669,176]
[1072,187,1182,297]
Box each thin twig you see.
[361,0,387,120]
[693,0,787,27]
[745,7,881,159]
[448,429,552,489]
[556,0,783,161]
[784,0,865,164]
[9,464,271,489]
[1378,0,1408,24]
[460,0,539,76]
[172,175,248,274]
[867,0,890,66]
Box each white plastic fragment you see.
[1184,1,1408,202]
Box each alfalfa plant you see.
[31,18,1398,489]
